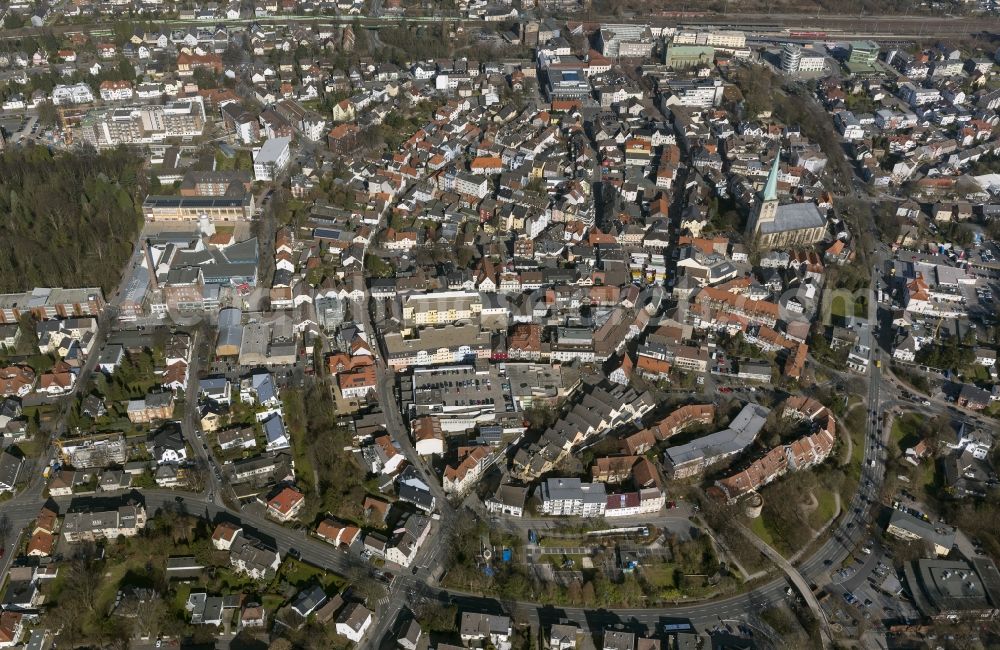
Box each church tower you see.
[746,152,781,239]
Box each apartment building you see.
[443,446,491,493]
[99,80,134,101]
[52,83,94,105]
[253,137,291,181]
[597,24,654,58]
[401,291,483,328]
[62,503,147,542]
[673,29,746,50]
[605,488,665,517]
[0,287,106,324]
[540,478,608,516]
[126,392,175,424]
[664,403,769,479]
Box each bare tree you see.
[0,514,11,547]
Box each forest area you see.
[0,146,145,294]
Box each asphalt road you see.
[356,290,461,650]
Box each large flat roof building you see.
[848,40,880,66]
[142,195,255,223]
[545,68,591,101]
[409,364,516,433]
[886,509,956,556]
[904,557,1000,621]
[383,324,493,371]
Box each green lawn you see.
[891,412,923,452]
[749,515,777,548]
[641,563,678,589]
[854,296,868,318]
[836,408,865,509]
[14,438,44,459]
[966,365,990,382]
[172,582,193,614]
[279,558,343,591]
[808,489,838,530]
[262,593,285,612]
[830,296,850,319]
[830,296,867,320]
[88,561,139,635]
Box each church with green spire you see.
[745,151,828,249]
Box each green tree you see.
[0,147,144,293]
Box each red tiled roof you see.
[268,486,304,515]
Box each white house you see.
[460,613,512,650]
[262,413,290,451]
[240,372,280,407]
[336,603,373,643]
[974,347,997,367]
[51,83,94,105]
[383,514,431,568]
